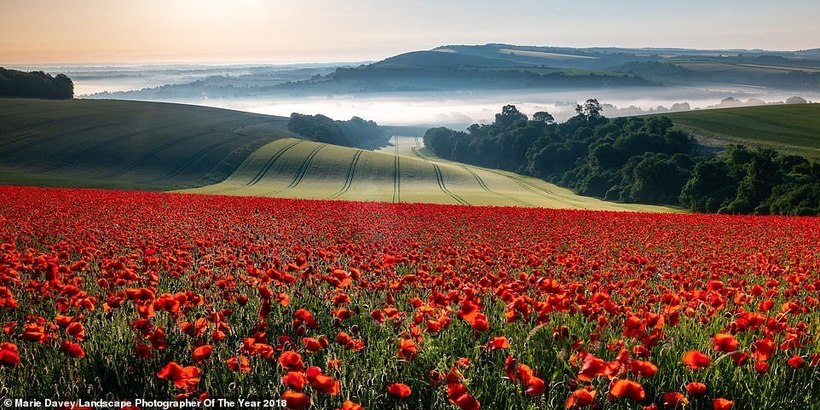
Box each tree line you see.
[0,68,73,99]
[287,113,390,149]
[424,101,819,215]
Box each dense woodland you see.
[0,67,73,99]
[288,113,390,148]
[424,101,820,215]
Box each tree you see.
[0,67,73,99]
[531,111,555,124]
[494,105,528,129]
[726,148,782,214]
[575,99,603,120]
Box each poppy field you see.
[0,185,817,409]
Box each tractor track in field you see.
[484,169,581,208]
[156,138,236,182]
[431,163,469,205]
[0,122,141,160]
[330,149,364,199]
[35,124,181,173]
[244,140,303,187]
[459,165,490,191]
[392,141,401,203]
[273,144,326,194]
[412,135,529,207]
[0,131,42,150]
[98,132,213,179]
[458,165,532,207]
[157,122,272,181]
[410,136,468,204]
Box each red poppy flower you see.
[279,351,305,372]
[60,340,85,358]
[283,371,306,391]
[294,308,319,329]
[21,323,47,343]
[487,336,510,350]
[629,360,658,378]
[66,322,86,341]
[751,338,776,363]
[303,337,325,353]
[609,379,645,401]
[0,342,20,366]
[157,361,201,389]
[685,382,707,397]
[525,376,546,396]
[306,366,340,395]
[682,351,711,370]
[448,391,481,410]
[787,355,805,369]
[282,390,310,409]
[663,391,688,409]
[713,398,734,410]
[578,353,607,381]
[731,352,749,366]
[192,345,213,362]
[712,334,738,353]
[387,383,412,398]
[226,355,251,373]
[336,401,363,410]
[565,387,596,409]
[397,338,418,360]
[337,332,352,345]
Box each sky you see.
[1,0,819,64]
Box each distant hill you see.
[237,44,820,93]
[662,103,820,161]
[86,44,820,100]
[274,47,651,94]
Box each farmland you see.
[182,136,670,211]
[0,186,817,409]
[0,98,291,190]
[662,104,820,160]
[0,99,668,211]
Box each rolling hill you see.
[180,136,670,211]
[662,103,820,160]
[0,98,671,211]
[0,98,293,189]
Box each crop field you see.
[0,98,291,189]
[674,62,794,76]
[662,104,820,161]
[183,136,670,211]
[1,99,668,210]
[0,186,817,409]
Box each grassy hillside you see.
[182,136,672,211]
[1,98,672,211]
[662,104,820,160]
[0,98,293,189]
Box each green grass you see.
[182,136,673,212]
[662,104,820,161]
[0,98,294,190]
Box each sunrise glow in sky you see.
[1,0,819,64]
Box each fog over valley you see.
[14,62,817,128]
